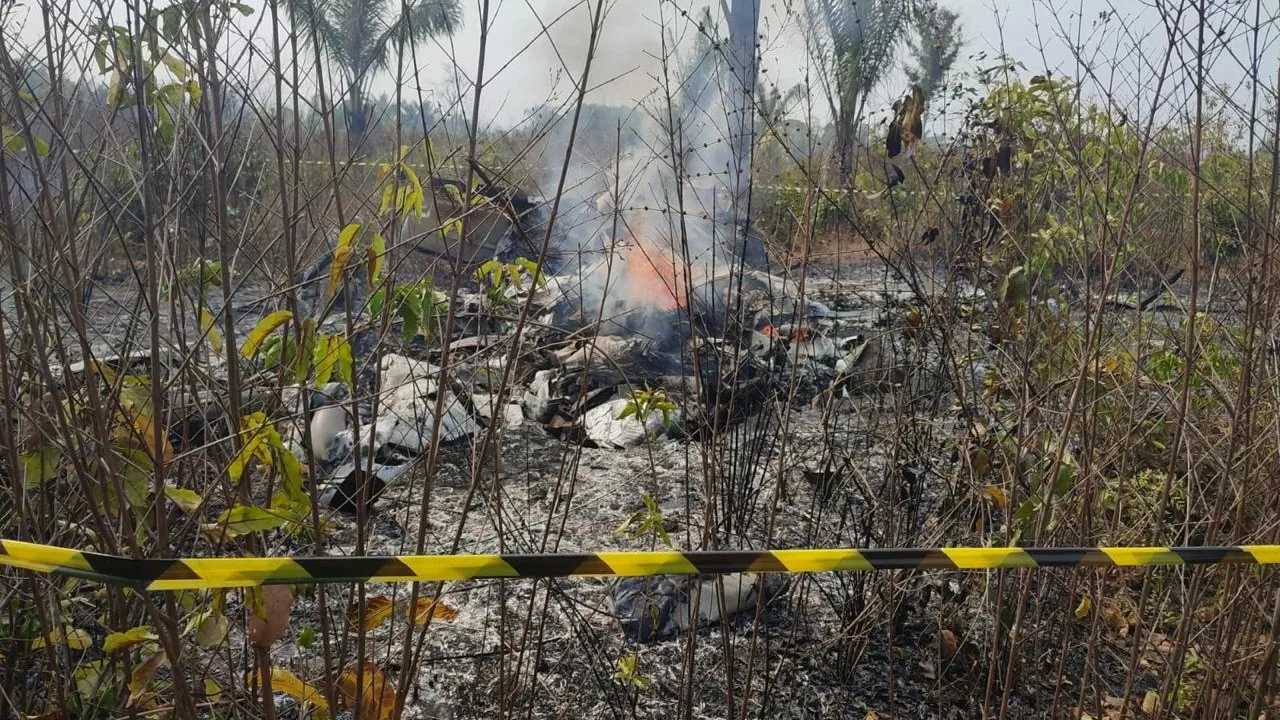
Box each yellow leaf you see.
[983,484,1007,509]
[330,223,362,298]
[313,335,339,386]
[367,233,386,284]
[130,406,174,464]
[195,611,229,647]
[350,595,395,631]
[33,626,90,650]
[202,677,222,703]
[1074,594,1092,619]
[1141,690,1159,714]
[207,505,286,541]
[72,660,107,698]
[106,72,122,108]
[103,625,157,653]
[259,667,328,716]
[337,338,354,388]
[199,308,223,356]
[242,310,294,358]
[65,628,91,650]
[409,597,459,625]
[228,412,271,482]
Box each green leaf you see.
[231,2,254,15]
[297,625,316,649]
[103,625,157,653]
[401,303,420,342]
[294,317,316,384]
[313,335,337,386]
[369,289,386,317]
[210,504,286,539]
[3,128,23,154]
[22,446,61,488]
[336,338,354,388]
[122,463,151,509]
[164,486,203,513]
[160,53,187,79]
[1012,498,1040,526]
[93,44,110,73]
[161,6,182,42]
[242,310,293,358]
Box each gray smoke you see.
[522,3,761,342]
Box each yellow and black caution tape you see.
[3,541,1279,591]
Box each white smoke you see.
[525,3,752,342]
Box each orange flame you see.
[620,223,688,312]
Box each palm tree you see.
[288,0,461,138]
[905,3,962,102]
[804,0,912,178]
[756,83,805,138]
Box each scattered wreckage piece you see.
[610,572,787,643]
[582,397,681,449]
[280,353,480,514]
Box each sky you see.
[7,0,1278,132]
[394,0,1279,131]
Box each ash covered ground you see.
[39,252,1116,719]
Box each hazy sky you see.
[397,0,1278,130]
[8,0,1278,131]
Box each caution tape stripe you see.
[1,540,1276,590]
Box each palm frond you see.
[288,0,344,65]
[368,0,462,76]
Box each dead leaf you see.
[127,650,168,706]
[248,586,292,647]
[1141,690,1159,714]
[983,484,1007,509]
[939,628,958,658]
[971,448,991,478]
[349,595,395,631]
[338,664,398,720]
[1102,604,1131,635]
[409,597,459,625]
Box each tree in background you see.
[756,83,806,143]
[288,0,461,140]
[905,3,962,102]
[804,0,912,179]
